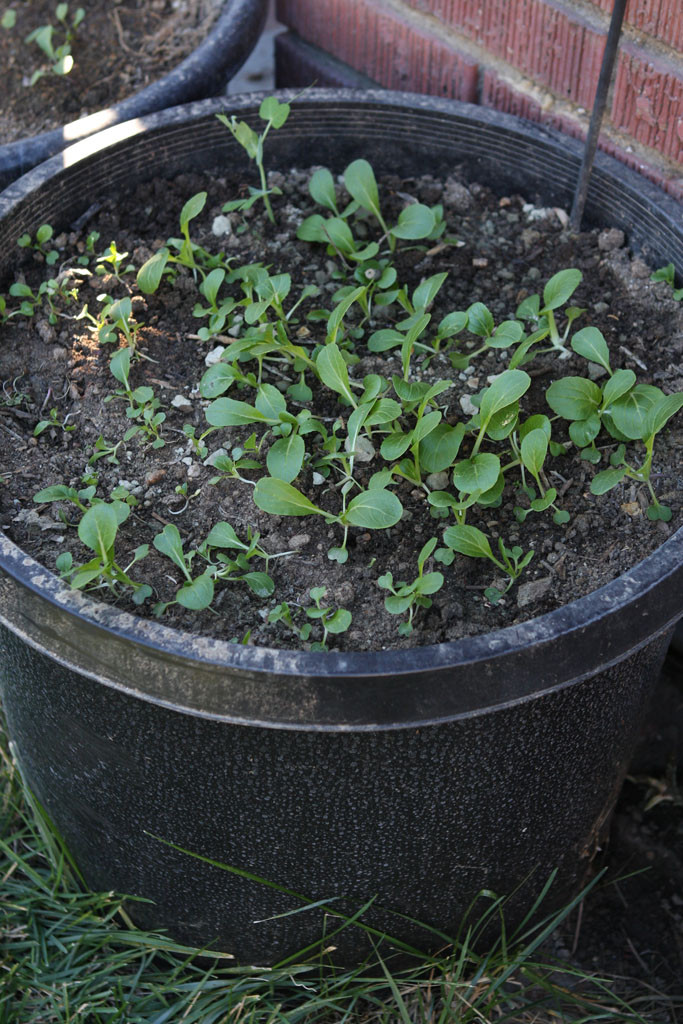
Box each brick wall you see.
[274,0,683,199]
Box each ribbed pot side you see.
[0,91,681,963]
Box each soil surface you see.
[0,0,223,142]
[0,164,681,651]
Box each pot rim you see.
[0,89,681,729]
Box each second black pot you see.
[0,0,268,191]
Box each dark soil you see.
[0,0,223,142]
[0,164,681,651]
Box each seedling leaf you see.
[179,192,207,233]
[443,524,493,560]
[309,168,338,212]
[344,159,381,220]
[253,478,323,517]
[316,343,355,405]
[541,268,582,311]
[479,370,531,422]
[78,504,118,559]
[259,96,290,128]
[590,467,627,495]
[176,573,215,611]
[520,427,549,478]
[571,327,611,372]
[452,453,501,494]
[344,489,403,529]
[391,203,436,240]
[546,377,601,420]
[267,434,305,483]
[153,524,189,575]
[137,249,170,294]
[206,397,269,427]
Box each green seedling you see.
[107,347,166,448]
[435,370,530,509]
[544,325,683,517]
[442,301,525,371]
[650,263,683,300]
[95,241,135,282]
[510,268,585,366]
[202,521,276,598]
[137,192,227,293]
[1,375,29,408]
[303,586,352,650]
[34,406,75,436]
[153,520,277,614]
[299,158,444,259]
[152,523,214,614]
[17,223,59,265]
[589,386,683,521]
[253,475,402,563]
[231,266,319,334]
[217,96,291,224]
[97,295,143,350]
[7,274,78,324]
[44,498,150,601]
[437,523,534,604]
[172,482,201,511]
[375,376,456,488]
[34,482,97,515]
[377,537,444,635]
[345,159,438,253]
[367,311,433,379]
[192,267,236,339]
[267,600,304,638]
[297,212,382,268]
[170,191,212,278]
[7,280,40,318]
[25,3,85,84]
[510,418,569,525]
[182,424,210,461]
[88,435,124,466]
[268,589,352,650]
[2,9,16,28]
[205,383,307,481]
[75,229,101,266]
[34,481,138,515]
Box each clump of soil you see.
[0,163,681,652]
[0,0,224,142]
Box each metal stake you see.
[569,0,628,232]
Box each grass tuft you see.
[1,715,679,1024]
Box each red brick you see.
[481,69,683,201]
[611,44,683,165]
[586,0,683,51]
[409,0,683,50]
[275,0,479,101]
[276,0,683,176]
[402,0,608,108]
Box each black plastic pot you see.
[0,0,267,192]
[0,91,681,964]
